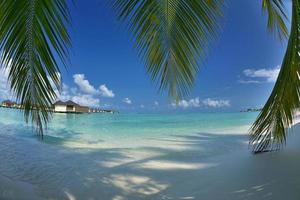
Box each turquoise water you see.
[0,108,258,148]
[0,108,262,199]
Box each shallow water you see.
[0,108,258,148]
[0,108,261,200]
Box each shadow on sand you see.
[1,123,300,200]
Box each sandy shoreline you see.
[1,124,300,200]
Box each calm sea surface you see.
[0,108,258,148]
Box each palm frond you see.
[0,0,70,135]
[112,0,224,98]
[250,0,300,153]
[262,0,289,40]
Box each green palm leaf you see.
[262,0,289,40]
[112,0,224,98]
[0,0,70,135]
[250,0,300,152]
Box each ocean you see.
[0,108,261,199]
[0,108,258,149]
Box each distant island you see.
[240,108,262,112]
[0,100,118,114]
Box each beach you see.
[0,109,300,200]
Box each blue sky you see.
[0,0,292,112]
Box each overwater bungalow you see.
[53,100,89,113]
[1,100,18,108]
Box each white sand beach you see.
[0,121,300,200]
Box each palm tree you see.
[0,0,70,135]
[250,0,300,152]
[0,0,297,153]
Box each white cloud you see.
[172,98,201,109]
[240,66,280,83]
[55,84,100,107]
[53,74,101,107]
[53,73,115,107]
[72,94,100,107]
[0,70,103,107]
[0,68,11,100]
[154,101,159,106]
[202,98,230,108]
[188,97,201,107]
[172,97,230,109]
[178,100,189,108]
[73,74,98,95]
[55,84,71,102]
[123,97,132,104]
[73,74,115,99]
[140,104,145,108]
[99,84,115,98]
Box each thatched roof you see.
[54,100,80,106]
[2,100,16,104]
